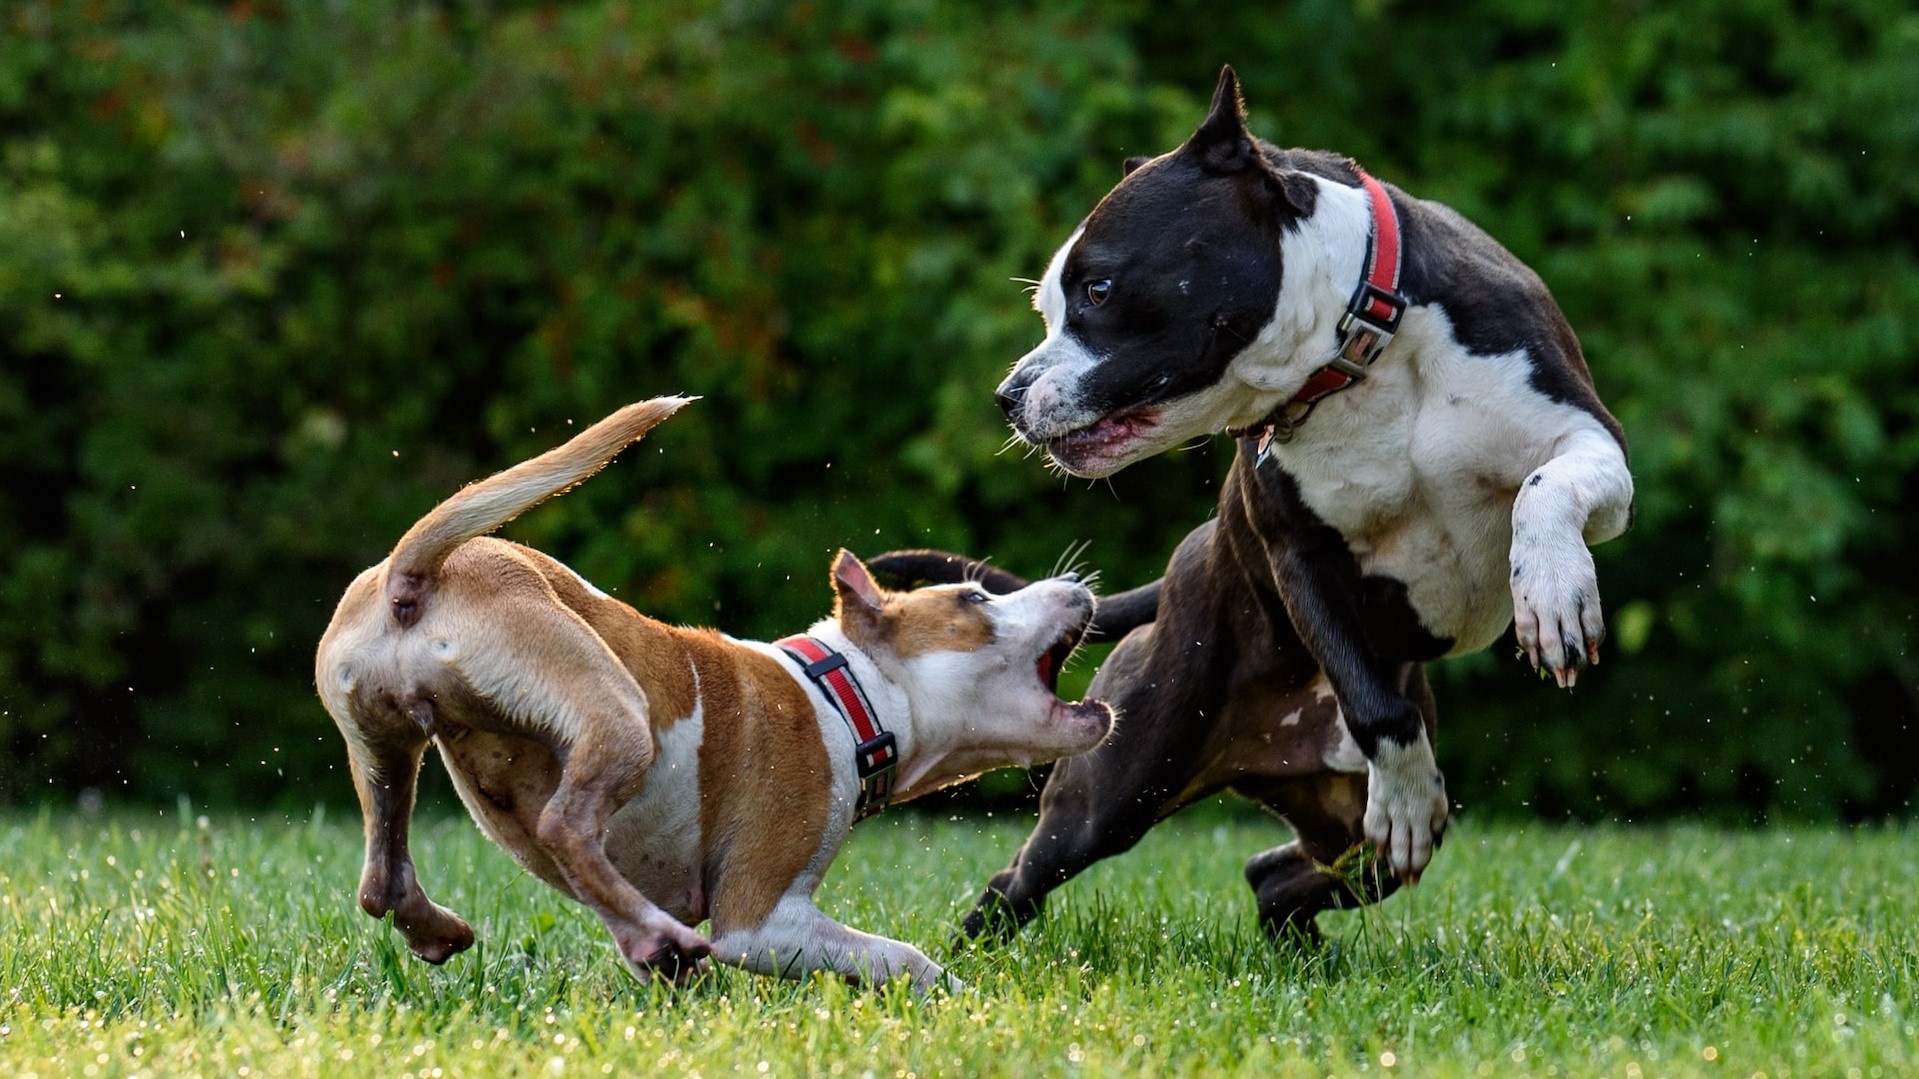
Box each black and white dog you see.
[875,67,1632,943]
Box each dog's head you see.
[997,66,1324,477]
[827,550,1112,798]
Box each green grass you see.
[2,804,1914,1078]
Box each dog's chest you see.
[1273,324,1585,654]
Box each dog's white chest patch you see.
[1276,307,1612,655]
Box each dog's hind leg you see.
[1241,663,1435,943]
[448,572,712,982]
[1241,776,1399,946]
[346,722,477,963]
[318,570,476,963]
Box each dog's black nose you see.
[994,373,1027,421]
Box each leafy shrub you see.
[2,0,1913,819]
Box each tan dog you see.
[315,397,1112,991]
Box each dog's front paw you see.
[922,969,969,996]
[1362,737,1448,883]
[1510,531,1604,688]
[618,921,713,984]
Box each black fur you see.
[947,66,1624,946]
[940,442,1441,945]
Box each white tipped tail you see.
[385,396,693,607]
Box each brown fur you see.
[319,396,1109,990]
[884,590,998,658]
[688,635,832,934]
[319,398,715,977]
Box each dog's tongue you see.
[1037,650,1057,692]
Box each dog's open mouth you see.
[1043,405,1160,475]
[1035,619,1112,729]
[1036,624,1082,696]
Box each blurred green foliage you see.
[2,0,1914,819]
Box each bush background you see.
[2,0,1914,820]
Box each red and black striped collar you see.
[774,635,898,821]
[1232,166,1408,458]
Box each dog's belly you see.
[1169,674,1366,807]
[436,729,571,894]
[436,712,709,925]
[602,715,707,923]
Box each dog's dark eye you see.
[962,590,991,604]
[1086,279,1112,306]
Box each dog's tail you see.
[384,396,694,622]
[867,548,1162,643]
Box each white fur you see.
[1227,177,1375,405]
[1031,224,1082,330]
[1361,735,1448,880]
[603,700,708,922]
[1509,429,1634,686]
[1008,226,1107,429]
[1310,675,1370,774]
[1008,172,1633,882]
[710,892,962,994]
[1276,303,1632,658]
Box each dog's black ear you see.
[1186,65,1257,174]
[1121,154,1152,178]
[830,549,887,634]
[1184,65,1312,217]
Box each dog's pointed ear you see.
[1122,154,1152,178]
[1182,65,1313,217]
[831,549,887,630]
[1185,65,1256,174]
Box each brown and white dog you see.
[315,397,1111,991]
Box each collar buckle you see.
[1334,280,1406,373]
[854,731,897,781]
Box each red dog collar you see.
[775,635,898,821]
[1239,167,1408,455]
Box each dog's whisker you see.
[1051,539,1093,581]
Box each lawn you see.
[1,803,1913,1078]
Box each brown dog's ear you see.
[1122,154,1152,177]
[831,549,886,635]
